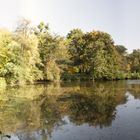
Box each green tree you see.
[0,29,11,70]
[67,30,125,80]
[84,31,123,79]
[0,19,42,85]
[116,45,127,55]
[128,49,140,73]
[35,22,68,81]
[67,29,86,73]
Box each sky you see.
[0,0,140,52]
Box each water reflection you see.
[0,81,140,139]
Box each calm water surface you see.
[0,80,140,140]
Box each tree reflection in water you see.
[0,81,140,139]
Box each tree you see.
[0,18,42,85]
[116,45,127,55]
[0,29,12,69]
[128,49,140,73]
[35,22,68,81]
[67,30,125,80]
[67,29,85,73]
[84,31,124,79]
[1,20,140,85]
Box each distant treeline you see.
[0,18,140,86]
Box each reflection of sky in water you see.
[45,92,140,140]
[127,80,140,85]
[1,81,140,140]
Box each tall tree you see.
[67,30,125,80]
[67,29,85,72]
[35,22,68,81]
[14,19,42,82]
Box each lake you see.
[0,80,140,140]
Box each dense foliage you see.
[0,19,140,86]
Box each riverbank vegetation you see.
[0,18,140,86]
